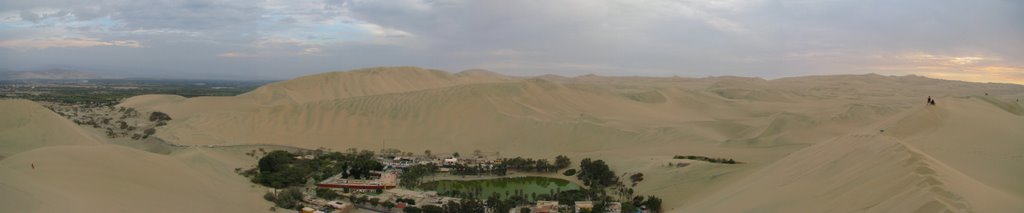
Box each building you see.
[606,202,623,213]
[535,201,560,213]
[316,170,398,190]
[575,201,594,213]
[443,157,459,165]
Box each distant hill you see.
[0,69,100,80]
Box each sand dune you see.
[685,97,1024,212]
[683,133,1023,212]
[3,67,1023,212]
[0,100,102,157]
[239,66,511,106]
[0,99,273,213]
[130,67,1024,210]
[0,145,272,213]
[117,94,186,111]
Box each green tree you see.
[577,158,617,188]
[554,155,571,169]
[421,205,444,213]
[316,188,339,200]
[404,206,422,213]
[382,201,396,211]
[273,187,304,209]
[369,197,380,207]
[258,151,294,173]
[644,195,663,212]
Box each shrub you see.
[554,155,571,169]
[421,205,444,213]
[403,206,422,213]
[149,111,172,122]
[316,188,340,200]
[563,169,577,176]
[273,188,304,209]
[644,195,662,212]
[263,192,276,201]
[369,197,380,207]
[382,201,396,210]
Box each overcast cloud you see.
[0,0,1021,83]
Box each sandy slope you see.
[126,67,1024,211]
[116,94,186,111]
[0,145,273,213]
[682,133,1023,212]
[0,100,274,213]
[684,98,1024,212]
[4,66,1022,212]
[0,100,102,157]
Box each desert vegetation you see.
[244,150,383,189]
[673,155,739,164]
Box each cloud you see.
[0,38,142,49]
[217,52,259,58]
[355,23,413,38]
[0,0,1020,82]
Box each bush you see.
[403,206,422,213]
[263,192,276,201]
[563,169,577,176]
[644,195,662,212]
[396,197,416,205]
[149,111,172,122]
[421,205,444,213]
[369,197,380,207]
[554,155,571,169]
[577,159,616,188]
[273,188,304,209]
[316,188,340,200]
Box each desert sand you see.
[2,66,1023,212]
[0,99,102,157]
[0,100,274,212]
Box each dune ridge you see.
[3,67,1023,212]
[0,100,273,213]
[0,99,102,157]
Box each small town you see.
[242,148,660,213]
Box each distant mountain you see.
[0,69,100,80]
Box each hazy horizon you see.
[1,0,1022,83]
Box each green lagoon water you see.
[419,176,581,197]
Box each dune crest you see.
[0,100,102,157]
[684,133,1022,212]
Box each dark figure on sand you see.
[927,96,936,106]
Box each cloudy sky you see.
[0,0,1021,83]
